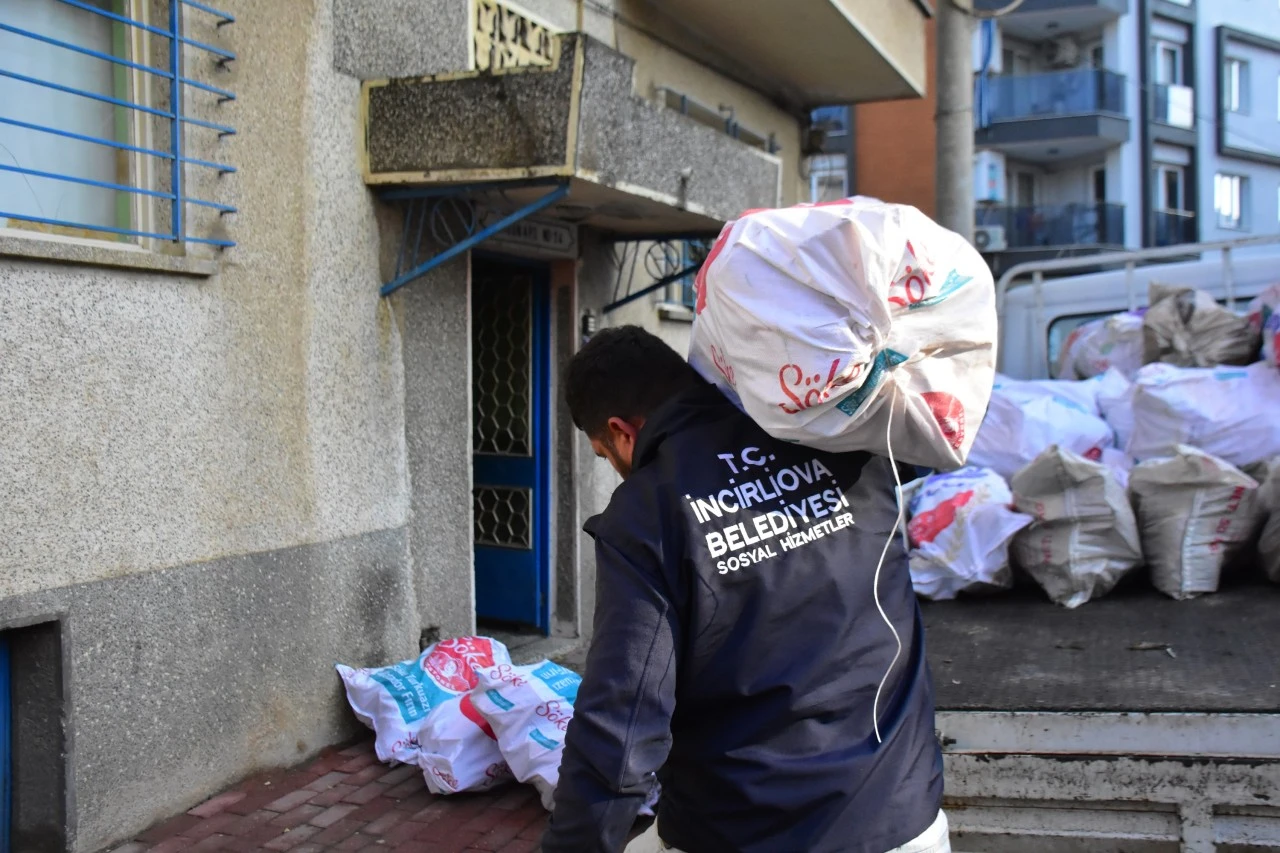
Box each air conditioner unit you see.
[974,150,1007,203]
[973,225,1007,253]
[1045,37,1080,68]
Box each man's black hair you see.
[564,325,705,436]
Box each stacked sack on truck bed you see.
[903,281,1280,606]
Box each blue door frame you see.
[471,254,552,633]
[0,635,10,853]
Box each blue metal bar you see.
[170,0,184,242]
[180,155,235,173]
[381,184,571,296]
[0,163,176,200]
[181,77,235,101]
[184,197,235,213]
[0,117,173,160]
[0,210,174,241]
[603,262,702,314]
[0,69,170,120]
[0,635,9,853]
[0,71,237,134]
[379,176,568,201]
[181,0,236,25]
[0,22,172,79]
[54,0,235,60]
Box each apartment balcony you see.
[643,0,929,108]
[980,0,1128,40]
[1153,209,1198,247]
[976,202,1125,254]
[362,35,782,238]
[976,69,1130,163]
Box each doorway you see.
[470,256,552,634]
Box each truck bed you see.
[922,581,1280,713]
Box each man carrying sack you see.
[541,326,949,853]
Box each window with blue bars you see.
[0,0,236,248]
[674,240,710,309]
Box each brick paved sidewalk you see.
[109,738,553,853]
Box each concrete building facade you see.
[0,1,930,850]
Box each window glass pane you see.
[0,0,128,233]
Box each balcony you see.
[1154,83,1195,129]
[642,0,929,108]
[976,69,1130,163]
[362,35,782,238]
[1153,209,1197,246]
[979,0,1128,40]
[976,203,1125,250]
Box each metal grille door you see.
[471,258,551,631]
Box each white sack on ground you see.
[905,467,1033,601]
[1259,467,1280,585]
[1128,362,1280,467]
[1010,447,1143,609]
[1248,284,1280,371]
[968,389,1114,482]
[1094,368,1136,452]
[1142,283,1260,369]
[471,660,584,811]
[416,693,511,796]
[1130,446,1263,600]
[687,196,997,470]
[1054,312,1145,380]
[337,636,512,766]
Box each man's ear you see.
[605,416,640,449]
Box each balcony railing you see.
[986,69,1126,122]
[1153,209,1197,246]
[1153,83,1195,129]
[976,203,1124,248]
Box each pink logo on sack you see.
[459,693,498,740]
[694,224,736,315]
[887,240,935,310]
[778,358,853,414]
[423,637,496,693]
[908,490,974,545]
[710,345,736,387]
[922,391,965,450]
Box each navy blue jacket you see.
[542,384,943,853]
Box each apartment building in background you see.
[826,0,1280,276]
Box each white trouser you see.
[624,809,950,853]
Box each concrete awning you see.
[361,35,783,239]
[633,0,932,107]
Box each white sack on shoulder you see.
[906,467,1033,601]
[1054,312,1145,380]
[1142,283,1260,369]
[1010,447,1143,609]
[1131,446,1263,600]
[968,389,1113,482]
[687,196,997,471]
[336,636,512,765]
[1128,362,1280,467]
[1247,284,1280,371]
[471,660,584,812]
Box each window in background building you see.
[1215,173,1247,230]
[809,154,848,203]
[1093,168,1106,203]
[811,106,848,138]
[1010,170,1036,206]
[0,0,136,238]
[1154,40,1185,86]
[1224,58,1249,114]
[1089,43,1105,70]
[1156,164,1186,212]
